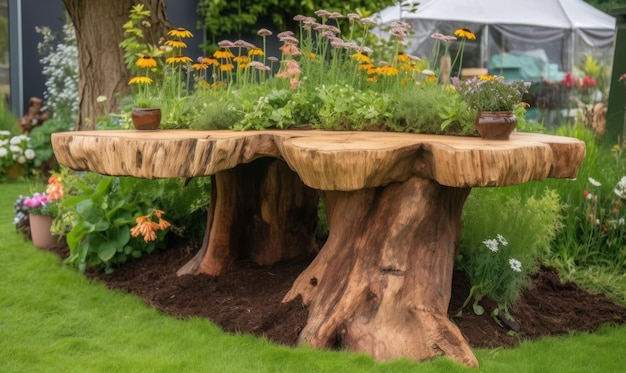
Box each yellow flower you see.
[201,57,219,66]
[214,48,235,59]
[248,48,264,57]
[366,76,378,83]
[233,55,250,64]
[135,56,157,69]
[220,63,234,72]
[164,39,187,49]
[128,76,153,85]
[454,28,476,40]
[351,52,371,63]
[395,52,410,63]
[380,65,399,76]
[478,74,498,81]
[167,27,193,38]
[166,55,193,64]
[192,63,208,70]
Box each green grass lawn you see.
[2,180,626,372]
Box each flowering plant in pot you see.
[453,75,530,139]
[122,4,198,130]
[13,175,64,248]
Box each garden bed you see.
[50,238,626,350]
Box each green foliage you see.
[0,94,18,134]
[458,188,563,313]
[61,174,167,273]
[197,0,397,47]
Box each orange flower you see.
[130,210,171,242]
[46,176,64,200]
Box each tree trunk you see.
[283,177,478,367]
[61,0,171,130]
[178,158,320,277]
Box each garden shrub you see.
[457,187,563,319]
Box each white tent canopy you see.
[375,0,616,81]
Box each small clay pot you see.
[131,108,162,130]
[475,111,517,140]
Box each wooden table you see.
[52,130,585,367]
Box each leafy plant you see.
[453,75,530,112]
[61,174,169,273]
[457,188,563,320]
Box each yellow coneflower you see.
[220,63,234,72]
[192,63,208,70]
[167,27,193,39]
[214,48,235,59]
[201,57,219,66]
[128,76,153,85]
[454,28,476,40]
[358,62,374,70]
[166,55,193,64]
[395,52,410,63]
[380,65,399,76]
[366,76,378,83]
[212,81,228,88]
[351,52,371,63]
[248,48,264,57]
[164,39,187,49]
[135,56,157,69]
[233,55,250,64]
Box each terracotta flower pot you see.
[475,111,517,140]
[29,214,59,249]
[131,108,162,130]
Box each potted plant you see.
[123,4,198,131]
[14,175,64,249]
[453,75,530,139]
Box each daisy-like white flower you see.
[496,234,508,246]
[483,238,499,252]
[509,258,522,272]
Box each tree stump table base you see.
[51,129,586,367]
[283,177,476,366]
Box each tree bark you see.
[61,0,171,130]
[283,177,477,366]
[177,158,320,277]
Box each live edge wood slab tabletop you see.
[52,129,585,367]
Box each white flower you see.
[496,234,508,246]
[618,176,626,190]
[0,147,7,157]
[483,238,499,252]
[16,155,26,164]
[509,258,522,272]
[619,218,625,225]
[24,149,36,160]
[586,192,595,200]
[0,130,10,136]
[588,177,601,187]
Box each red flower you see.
[562,72,576,89]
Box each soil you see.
[51,239,626,350]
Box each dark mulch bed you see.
[51,239,626,349]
